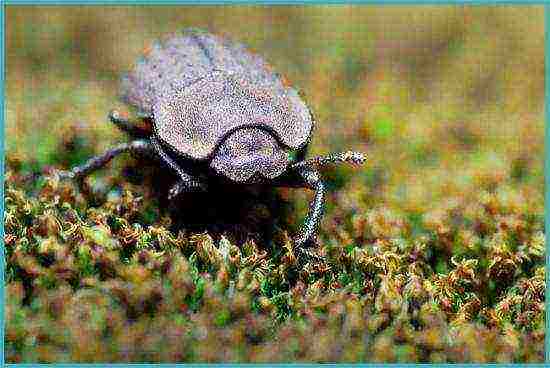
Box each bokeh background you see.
[6,6,545,212]
[5,6,545,363]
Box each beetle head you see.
[210,127,290,184]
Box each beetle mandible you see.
[59,29,366,263]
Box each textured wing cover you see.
[121,31,212,115]
[121,29,313,159]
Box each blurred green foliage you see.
[5,5,545,363]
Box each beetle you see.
[59,29,366,263]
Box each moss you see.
[5,166,544,362]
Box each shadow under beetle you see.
[60,29,366,264]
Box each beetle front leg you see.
[150,136,208,199]
[290,151,366,171]
[284,151,366,265]
[58,139,153,179]
[293,168,326,264]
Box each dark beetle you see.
[60,29,366,262]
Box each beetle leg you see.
[108,110,151,138]
[150,136,207,199]
[167,178,207,200]
[293,168,326,264]
[290,151,366,170]
[58,139,153,179]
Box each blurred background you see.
[5,6,546,363]
[6,6,544,217]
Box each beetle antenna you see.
[291,151,366,170]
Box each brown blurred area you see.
[4,7,546,363]
[5,5,545,212]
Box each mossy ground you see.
[5,6,546,363]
